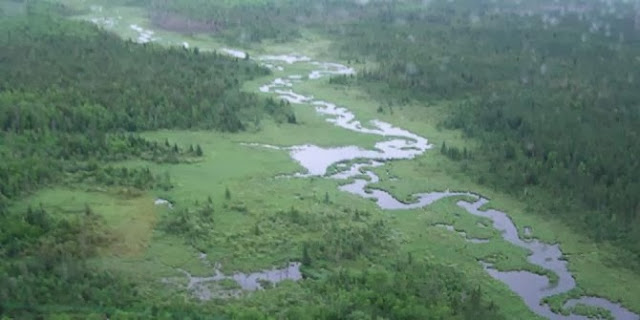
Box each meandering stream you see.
[80,12,637,318]
[250,54,640,320]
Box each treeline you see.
[145,0,387,44]
[0,13,294,132]
[0,122,195,206]
[148,0,301,42]
[331,0,640,265]
[0,10,296,205]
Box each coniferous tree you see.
[302,243,312,266]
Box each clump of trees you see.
[158,201,215,242]
[288,260,504,320]
[304,217,394,263]
[328,75,353,85]
[0,204,137,318]
[441,141,472,162]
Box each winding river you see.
[249,54,640,320]
[80,10,637,318]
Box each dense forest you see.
[0,4,505,319]
[329,0,640,268]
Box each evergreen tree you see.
[302,243,312,266]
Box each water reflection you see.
[164,261,302,301]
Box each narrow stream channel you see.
[250,53,640,320]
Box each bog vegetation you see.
[0,2,503,319]
[2,0,640,318]
[328,0,640,268]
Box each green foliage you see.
[221,204,505,319]
[440,141,472,162]
[0,9,295,319]
[263,97,296,124]
[0,130,190,201]
[196,144,204,157]
[254,259,504,320]
[0,14,293,133]
[305,213,395,264]
[225,187,232,200]
[158,201,215,243]
[0,205,138,319]
[328,75,353,85]
[0,1,593,318]
[0,11,292,202]
[332,0,640,266]
[301,243,312,267]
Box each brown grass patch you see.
[105,195,158,257]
